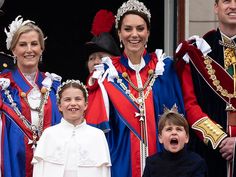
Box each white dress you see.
[32,118,111,177]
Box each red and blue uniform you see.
[0,68,62,177]
[85,49,185,177]
[175,29,236,177]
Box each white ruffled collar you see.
[23,72,36,85]
[95,49,166,82]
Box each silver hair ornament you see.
[115,0,151,29]
[56,79,88,103]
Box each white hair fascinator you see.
[4,15,34,50]
[56,79,88,103]
[115,0,151,29]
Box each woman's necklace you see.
[117,69,156,140]
[117,69,157,170]
[117,69,156,105]
[20,87,47,112]
[3,86,50,148]
[0,71,61,147]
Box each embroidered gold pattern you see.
[224,48,236,70]
[192,117,227,149]
[204,55,235,100]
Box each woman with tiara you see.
[85,0,185,177]
[0,15,62,177]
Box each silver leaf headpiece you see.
[4,15,34,50]
[115,0,151,29]
[162,104,184,117]
[163,104,179,114]
[56,79,88,103]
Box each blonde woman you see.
[0,15,62,177]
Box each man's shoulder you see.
[203,29,218,41]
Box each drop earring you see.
[145,41,148,48]
[120,40,123,48]
[13,56,16,64]
[39,55,43,62]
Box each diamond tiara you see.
[56,79,88,103]
[115,0,151,29]
[4,15,34,50]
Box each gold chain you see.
[117,72,153,168]
[123,72,153,92]
[3,87,51,145]
[22,94,45,112]
[219,38,236,69]
[219,40,236,49]
[117,71,156,104]
[204,55,235,100]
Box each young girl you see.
[32,79,111,177]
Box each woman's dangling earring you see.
[145,41,148,48]
[13,56,16,64]
[120,40,123,48]
[40,55,43,62]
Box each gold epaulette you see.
[192,117,227,149]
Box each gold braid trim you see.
[204,56,236,100]
[192,117,227,149]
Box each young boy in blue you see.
[143,105,208,177]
